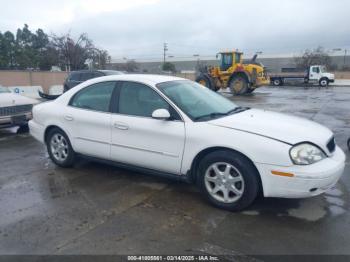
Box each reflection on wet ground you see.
[0,85,349,256]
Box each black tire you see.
[272,78,282,86]
[319,78,329,87]
[17,123,29,133]
[229,75,249,95]
[195,74,215,91]
[197,150,260,211]
[46,127,75,167]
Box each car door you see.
[309,66,321,81]
[64,81,116,159]
[110,81,185,174]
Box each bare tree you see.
[50,33,110,71]
[294,46,332,69]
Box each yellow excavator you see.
[195,51,269,94]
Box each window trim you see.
[110,80,184,122]
[68,81,118,113]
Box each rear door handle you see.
[64,115,74,121]
[113,122,129,130]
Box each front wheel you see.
[197,150,259,211]
[319,78,329,87]
[46,127,75,167]
[229,76,249,95]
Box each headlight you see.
[290,143,326,165]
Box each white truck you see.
[270,65,335,87]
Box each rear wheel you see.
[196,74,215,91]
[46,128,75,167]
[197,150,259,211]
[272,78,282,86]
[229,76,249,95]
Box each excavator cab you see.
[218,52,243,71]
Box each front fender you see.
[181,122,293,175]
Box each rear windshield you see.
[69,72,81,81]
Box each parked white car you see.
[0,86,39,128]
[29,75,345,211]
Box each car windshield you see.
[0,86,10,93]
[320,66,326,73]
[157,80,247,121]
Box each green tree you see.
[0,25,111,71]
[162,62,176,73]
[0,31,16,69]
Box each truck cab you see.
[308,65,335,86]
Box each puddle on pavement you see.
[241,184,348,222]
[47,172,76,199]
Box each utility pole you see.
[344,49,347,67]
[163,43,168,64]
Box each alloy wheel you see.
[204,162,245,203]
[50,133,69,162]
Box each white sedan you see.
[29,74,346,211]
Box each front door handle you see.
[64,115,74,121]
[113,122,129,130]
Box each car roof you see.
[89,74,186,85]
[69,70,123,74]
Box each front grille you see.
[327,137,336,153]
[0,104,33,117]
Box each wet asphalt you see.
[0,85,349,258]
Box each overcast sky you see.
[0,0,349,61]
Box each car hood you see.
[0,93,39,107]
[208,108,333,149]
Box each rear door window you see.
[70,81,116,112]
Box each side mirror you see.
[152,109,170,120]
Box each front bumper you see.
[256,146,346,198]
[329,79,335,83]
[0,112,32,128]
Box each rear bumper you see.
[0,112,32,128]
[256,146,346,198]
[29,120,45,143]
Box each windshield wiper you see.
[194,112,228,121]
[226,106,250,115]
[194,107,250,121]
